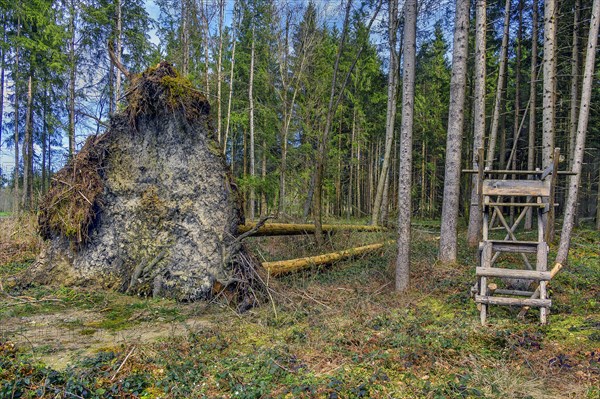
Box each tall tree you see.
[466,0,486,246]
[216,0,224,143]
[396,0,417,291]
[248,20,256,220]
[525,0,539,230]
[313,0,353,245]
[486,0,510,169]
[0,15,5,156]
[568,0,580,168]
[543,0,557,240]
[371,0,399,226]
[438,0,470,263]
[68,0,76,157]
[556,0,599,264]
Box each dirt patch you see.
[0,308,212,370]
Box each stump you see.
[26,62,262,305]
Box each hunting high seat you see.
[474,148,560,325]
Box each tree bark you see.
[264,241,392,276]
[467,0,486,247]
[69,0,76,157]
[115,0,122,104]
[543,0,557,241]
[22,75,34,210]
[525,0,539,230]
[216,0,224,143]
[486,0,510,169]
[556,0,599,264]
[0,17,4,155]
[223,1,238,155]
[42,86,48,194]
[396,0,417,291]
[13,20,20,214]
[568,0,581,168]
[249,22,256,220]
[372,0,399,226]
[438,0,470,264]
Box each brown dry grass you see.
[0,214,42,267]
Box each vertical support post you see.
[480,241,492,325]
[537,242,549,324]
[477,148,485,235]
[546,147,560,243]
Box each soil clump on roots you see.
[24,62,264,308]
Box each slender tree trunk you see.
[13,22,20,215]
[223,1,238,155]
[596,165,600,231]
[356,141,361,216]
[261,139,267,216]
[467,0,486,247]
[525,0,539,230]
[202,0,210,94]
[396,0,417,292]
[22,75,33,210]
[372,0,399,226]
[542,0,557,166]
[381,170,390,223]
[42,86,47,194]
[348,109,356,218]
[486,0,510,169]
[438,0,470,263]
[249,22,256,220]
[216,0,224,143]
[69,1,76,156]
[510,0,523,224]
[568,0,580,169]
[557,0,599,264]
[314,0,353,245]
[115,0,122,104]
[0,17,4,153]
[543,0,557,241]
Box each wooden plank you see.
[487,239,540,245]
[482,179,550,197]
[462,169,577,176]
[486,202,547,207]
[476,267,551,280]
[475,295,551,307]
[490,243,538,253]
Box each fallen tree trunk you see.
[238,222,386,236]
[262,240,394,276]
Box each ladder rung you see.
[476,267,551,280]
[487,240,540,245]
[484,240,544,254]
[475,295,551,308]
[494,289,537,297]
[486,202,547,208]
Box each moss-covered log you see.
[262,241,394,276]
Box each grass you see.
[0,216,598,398]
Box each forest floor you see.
[0,215,599,398]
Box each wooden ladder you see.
[473,148,560,325]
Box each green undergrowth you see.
[1,225,599,398]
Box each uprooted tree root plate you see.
[26,62,268,308]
